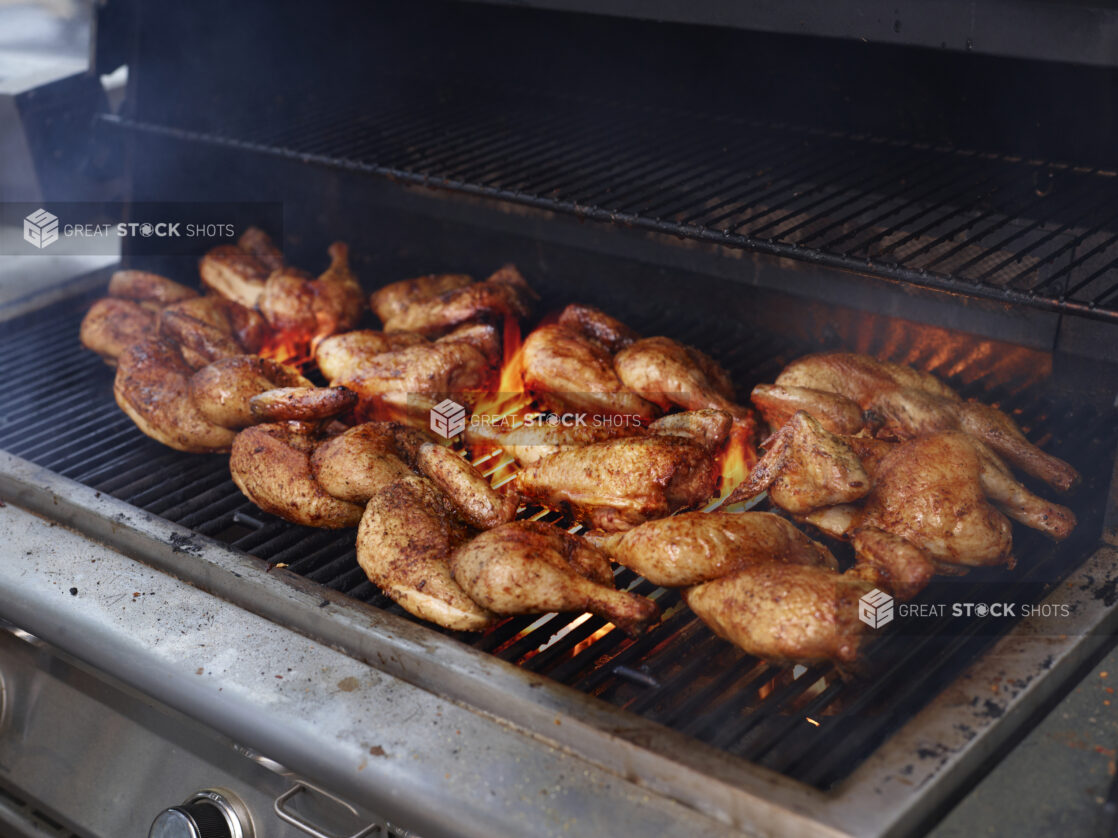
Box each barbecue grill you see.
[2,2,1117,836]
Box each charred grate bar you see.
[102,79,1118,320]
[2,287,1115,790]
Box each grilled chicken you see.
[331,334,495,423]
[521,324,659,422]
[311,422,418,504]
[614,336,740,417]
[370,273,473,324]
[230,422,363,528]
[199,241,271,308]
[237,226,285,273]
[727,411,875,513]
[189,355,313,429]
[465,419,641,467]
[754,352,1079,491]
[161,310,244,367]
[248,386,357,422]
[315,330,428,381]
[258,267,318,335]
[257,242,365,337]
[647,408,732,450]
[357,474,495,631]
[81,298,159,364]
[515,431,720,530]
[589,511,837,587]
[416,443,518,530]
[684,565,873,665]
[161,295,269,358]
[380,265,536,336]
[114,339,237,452]
[449,521,660,635]
[107,270,198,306]
[739,411,1075,595]
[556,303,640,353]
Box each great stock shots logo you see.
[23,208,59,249]
[858,588,895,628]
[430,399,467,439]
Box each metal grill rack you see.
[2,286,1114,791]
[102,79,1118,321]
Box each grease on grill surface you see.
[2,288,1114,790]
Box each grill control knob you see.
[149,789,252,838]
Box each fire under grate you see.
[1,285,1115,790]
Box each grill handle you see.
[273,784,380,838]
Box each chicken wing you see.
[416,443,518,530]
[230,422,363,528]
[380,265,536,336]
[589,511,837,587]
[515,433,719,530]
[521,324,659,422]
[189,355,313,429]
[357,475,495,631]
[684,565,873,665]
[449,521,659,635]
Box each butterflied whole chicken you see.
[753,352,1079,491]
[449,520,660,635]
[514,425,723,531]
[589,511,837,587]
[380,265,536,336]
[684,564,874,665]
[357,474,495,631]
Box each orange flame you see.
[714,422,757,504]
[471,317,532,422]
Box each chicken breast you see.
[80,298,159,364]
[310,422,417,504]
[107,270,198,305]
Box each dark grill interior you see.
[3,277,1115,790]
[104,76,1118,321]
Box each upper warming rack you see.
[101,78,1118,321]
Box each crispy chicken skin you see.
[370,273,473,324]
[315,330,428,382]
[189,356,312,429]
[237,226,285,273]
[380,265,536,336]
[80,298,159,364]
[311,422,417,504]
[357,475,495,631]
[259,267,318,335]
[684,565,873,665]
[754,352,1079,491]
[113,339,237,453]
[161,295,269,357]
[647,408,732,451]
[161,310,244,367]
[107,270,198,305]
[416,443,518,530]
[230,422,363,528]
[515,434,719,531]
[521,324,660,422]
[449,521,660,636]
[556,303,640,353]
[589,511,837,587]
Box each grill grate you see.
[2,287,1115,789]
[102,78,1118,321]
